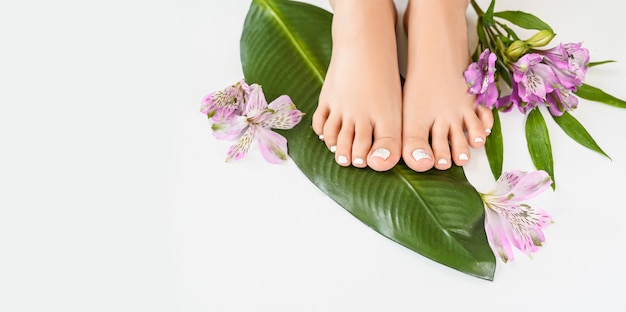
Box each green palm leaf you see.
[240,0,495,280]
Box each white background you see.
[1,0,625,311]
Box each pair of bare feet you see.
[312,0,494,172]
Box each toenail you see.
[371,148,391,160]
[319,134,325,141]
[485,128,492,134]
[459,153,469,161]
[412,149,432,161]
[474,137,484,143]
[438,159,448,165]
[337,155,348,164]
[330,146,337,153]
[353,158,364,165]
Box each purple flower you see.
[497,83,536,115]
[541,42,589,86]
[480,170,553,263]
[200,80,248,122]
[464,49,499,108]
[546,84,579,116]
[512,53,560,104]
[210,83,304,163]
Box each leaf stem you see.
[470,0,485,17]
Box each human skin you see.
[313,0,493,171]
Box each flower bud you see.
[525,30,556,48]
[506,40,529,59]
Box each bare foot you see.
[312,0,402,171]
[402,0,493,172]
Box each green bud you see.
[506,40,529,59]
[525,30,556,48]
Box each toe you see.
[335,119,354,167]
[476,105,494,135]
[431,122,452,170]
[450,125,470,166]
[368,121,401,172]
[311,105,329,139]
[402,122,435,172]
[464,110,487,149]
[352,123,373,168]
[322,114,341,153]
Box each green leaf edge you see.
[575,83,626,108]
[494,10,553,32]
[485,109,503,180]
[552,111,610,160]
[588,60,616,67]
[525,109,555,190]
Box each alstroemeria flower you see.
[498,82,541,115]
[464,49,499,108]
[546,84,579,116]
[200,80,248,122]
[541,42,589,86]
[480,170,553,263]
[216,83,304,163]
[513,53,560,104]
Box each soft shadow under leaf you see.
[240,0,495,280]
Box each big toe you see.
[402,136,435,172]
[367,125,401,172]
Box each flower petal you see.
[477,82,499,108]
[244,84,268,117]
[506,203,553,254]
[256,127,289,163]
[201,81,246,120]
[507,170,552,202]
[211,115,248,140]
[484,208,516,263]
[225,126,256,162]
[263,95,304,130]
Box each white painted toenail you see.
[353,158,364,165]
[485,128,492,134]
[412,149,432,161]
[459,153,469,161]
[319,134,325,141]
[474,137,484,143]
[330,146,337,153]
[438,159,449,165]
[371,148,391,160]
[338,155,348,164]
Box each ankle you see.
[331,1,397,50]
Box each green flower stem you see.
[470,0,485,17]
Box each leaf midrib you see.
[393,167,479,259]
[258,0,325,84]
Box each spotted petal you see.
[481,170,554,262]
[225,126,257,162]
[506,170,552,202]
[244,84,268,118]
[263,95,304,129]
